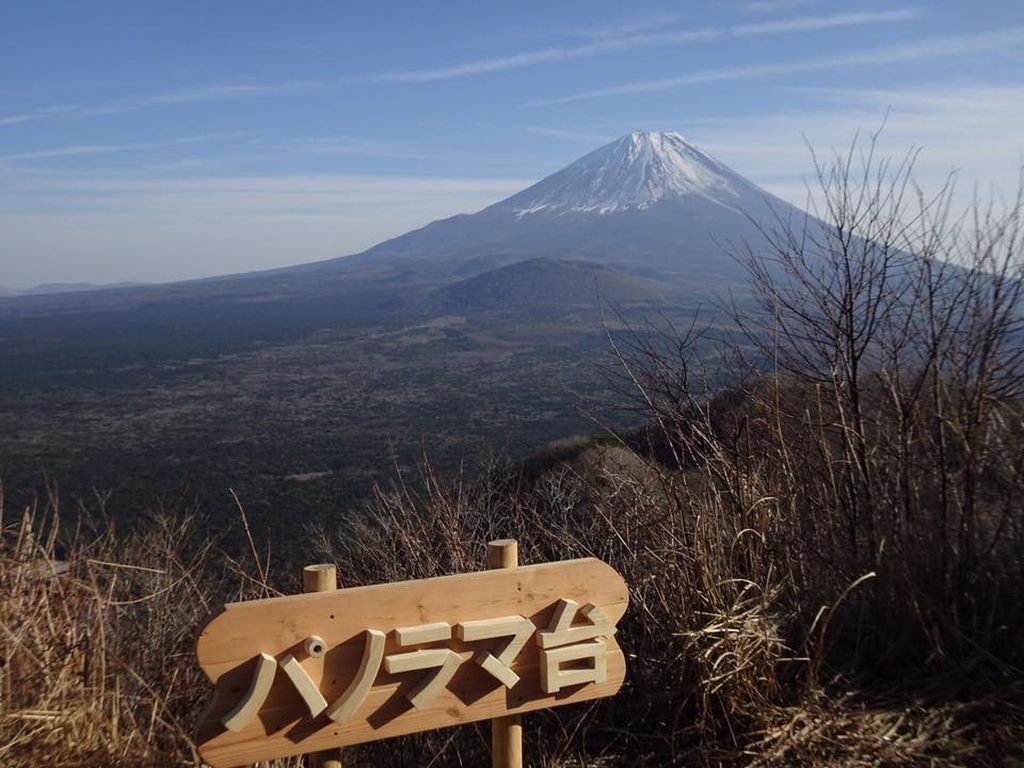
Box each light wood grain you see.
[540,639,608,694]
[281,655,329,718]
[221,652,277,733]
[394,622,451,646]
[304,635,327,658]
[303,563,337,593]
[457,615,534,688]
[384,648,462,709]
[194,557,628,768]
[324,629,385,725]
[487,540,522,768]
[536,600,614,649]
[303,564,342,768]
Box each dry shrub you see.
[3,136,1023,766]
[311,429,1022,765]
[750,691,1024,767]
[0,489,303,768]
[3,411,1022,766]
[310,445,791,762]
[308,137,1024,764]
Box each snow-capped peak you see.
[505,131,749,217]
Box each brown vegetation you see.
[2,140,1023,766]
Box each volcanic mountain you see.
[2,132,805,317]
[0,131,812,533]
[317,131,802,291]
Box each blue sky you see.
[2,0,1024,288]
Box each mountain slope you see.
[432,257,670,313]
[1,131,803,316]
[0,130,806,542]
[325,131,802,283]
[501,130,756,216]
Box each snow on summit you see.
[505,131,748,217]
[343,128,801,278]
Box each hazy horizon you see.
[3,0,1024,289]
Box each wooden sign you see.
[195,557,629,767]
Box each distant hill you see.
[2,131,801,319]
[2,281,150,297]
[433,257,671,313]
[31,281,151,295]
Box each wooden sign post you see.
[487,540,522,768]
[303,564,343,768]
[195,542,628,767]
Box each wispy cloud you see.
[4,174,529,207]
[369,9,920,83]
[0,173,531,286]
[729,11,915,37]
[564,82,1024,208]
[366,30,714,83]
[522,126,613,144]
[0,133,243,163]
[283,136,439,161]
[568,12,689,40]
[1,132,473,173]
[3,143,173,161]
[0,104,82,127]
[527,26,1024,107]
[0,8,921,127]
[0,80,328,128]
[741,0,816,15]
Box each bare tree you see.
[732,133,1024,663]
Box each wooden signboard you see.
[195,554,629,767]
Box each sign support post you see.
[304,564,343,768]
[487,540,523,768]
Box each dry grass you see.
[2,409,1021,767]
[0,490,302,767]
[2,138,1023,765]
[309,435,1023,766]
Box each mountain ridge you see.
[1,131,803,316]
[501,131,752,217]
[315,130,802,286]
[432,256,671,314]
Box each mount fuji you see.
[0,131,815,336]
[312,131,804,293]
[505,130,771,216]
[3,132,807,315]
[0,131,813,529]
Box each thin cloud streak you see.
[574,82,1024,208]
[0,104,82,127]
[3,173,529,204]
[523,126,614,144]
[0,81,329,127]
[0,133,244,163]
[0,173,532,286]
[729,10,917,37]
[140,81,327,106]
[369,9,920,83]
[4,133,499,172]
[741,0,816,14]
[368,30,716,83]
[0,9,921,125]
[570,13,689,40]
[527,26,1024,107]
[284,136,438,160]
